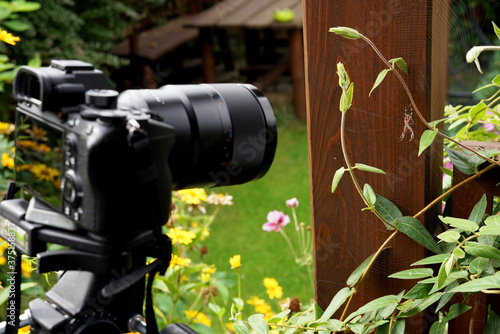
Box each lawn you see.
[202,108,313,313]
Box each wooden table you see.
[185,0,305,119]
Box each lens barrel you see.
[117,84,277,189]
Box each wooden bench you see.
[113,15,199,62]
[113,0,209,88]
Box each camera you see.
[0,60,277,333]
[12,60,276,237]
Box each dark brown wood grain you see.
[304,0,449,332]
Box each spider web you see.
[334,0,500,277]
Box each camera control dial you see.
[61,170,83,220]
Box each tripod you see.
[0,193,197,334]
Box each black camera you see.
[0,60,277,333]
[12,60,276,237]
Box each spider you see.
[398,105,414,142]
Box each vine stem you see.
[339,230,399,322]
[361,35,500,167]
[413,161,497,219]
[340,109,393,227]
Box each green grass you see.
[202,113,312,309]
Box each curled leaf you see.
[389,57,408,74]
[331,167,345,193]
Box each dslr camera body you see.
[0,60,277,333]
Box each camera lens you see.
[117,84,277,189]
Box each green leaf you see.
[469,256,489,275]
[2,19,30,32]
[354,163,386,174]
[363,183,376,206]
[436,257,450,289]
[438,215,479,233]
[418,129,438,156]
[347,322,364,333]
[27,52,41,68]
[479,225,500,236]
[444,146,476,175]
[493,21,500,41]
[388,268,434,279]
[327,319,343,331]
[464,242,500,260]
[493,74,500,87]
[484,310,500,334]
[469,102,487,122]
[248,314,269,334]
[391,319,406,334]
[449,275,500,293]
[437,230,461,243]
[399,293,443,318]
[485,215,500,226]
[430,304,472,334]
[374,194,401,230]
[331,167,345,193]
[411,253,450,266]
[389,57,408,74]
[267,310,290,325]
[315,287,354,324]
[209,303,225,316]
[345,294,402,323]
[10,2,41,12]
[329,26,363,39]
[0,7,11,21]
[0,62,15,72]
[233,319,251,334]
[404,283,432,299]
[369,69,390,97]
[469,194,487,225]
[347,251,378,286]
[453,247,466,259]
[394,216,442,254]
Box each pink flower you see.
[262,211,290,232]
[286,197,299,208]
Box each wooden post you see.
[303,1,448,332]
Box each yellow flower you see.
[0,242,8,265]
[170,254,191,267]
[36,143,51,153]
[17,140,38,149]
[21,260,33,278]
[203,265,217,274]
[200,227,210,241]
[167,227,196,245]
[1,153,14,169]
[229,254,241,269]
[30,164,59,182]
[225,323,234,332]
[176,188,207,205]
[247,296,272,314]
[201,272,211,283]
[0,28,20,45]
[263,277,283,299]
[184,310,211,327]
[0,122,14,135]
[18,326,30,334]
